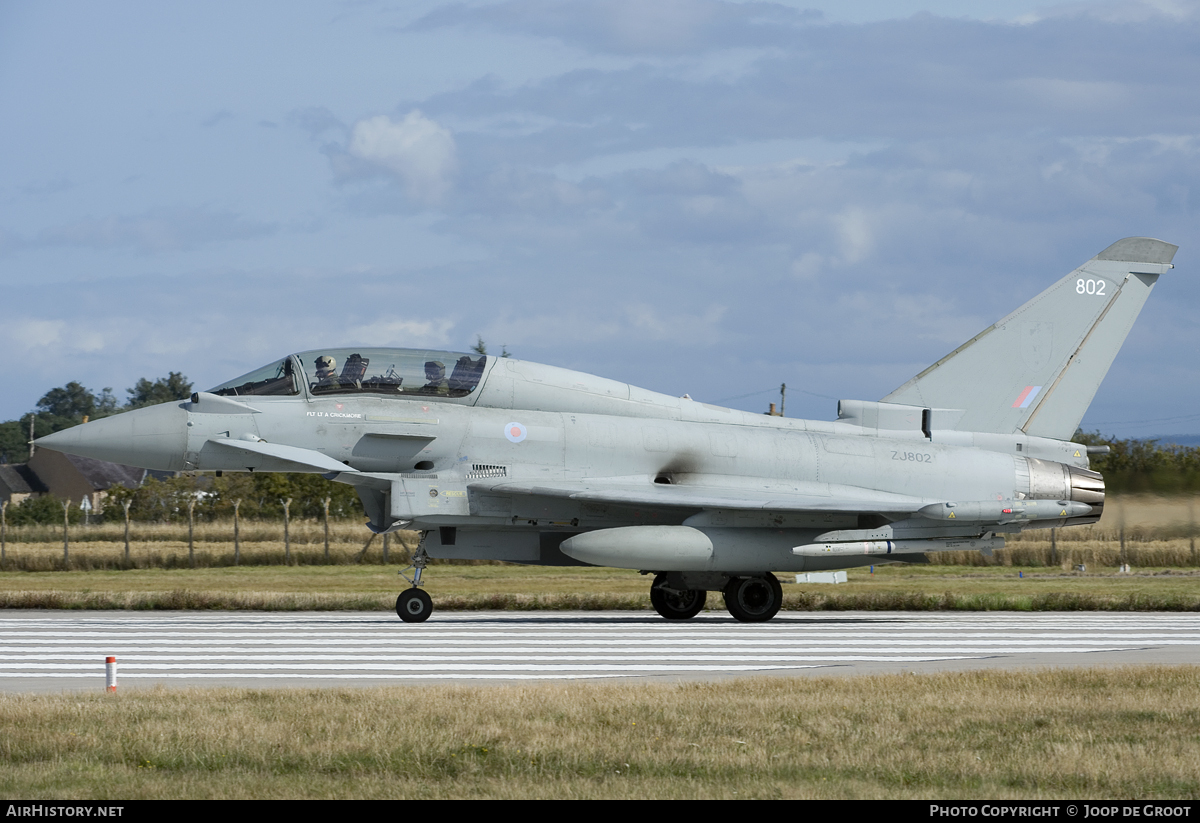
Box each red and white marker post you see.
[105,656,117,692]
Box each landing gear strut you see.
[723,573,783,623]
[396,539,433,623]
[649,572,706,620]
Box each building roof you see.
[61,454,147,491]
[0,463,49,495]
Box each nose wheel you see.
[396,588,433,622]
[396,538,433,623]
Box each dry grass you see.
[1,518,378,545]
[5,551,1200,613]
[2,495,1200,613]
[2,494,1198,571]
[2,667,1198,799]
[1091,494,1200,534]
[0,519,420,570]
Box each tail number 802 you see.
[1077,278,1107,296]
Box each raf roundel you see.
[504,422,528,443]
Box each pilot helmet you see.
[315,355,336,372]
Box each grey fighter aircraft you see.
[36,237,1178,623]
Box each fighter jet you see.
[36,237,1178,623]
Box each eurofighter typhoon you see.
[37,238,1179,622]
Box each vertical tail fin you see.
[882,237,1177,440]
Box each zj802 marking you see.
[892,451,933,463]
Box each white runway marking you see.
[2,610,1199,690]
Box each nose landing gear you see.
[396,588,432,622]
[396,540,433,623]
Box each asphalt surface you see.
[3,610,1199,692]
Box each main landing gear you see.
[649,573,707,620]
[396,541,433,623]
[647,572,783,623]
[722,574,783,623]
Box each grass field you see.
[2,667,1198,799]
[4,497,1199,800]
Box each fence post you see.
[1050,528,1057,567]
[282,498,292,564]
[356,533,376,563]
[62,500,71,564]
[1191,496,1197,567]
[1,499,6,564]
[187,498,196,568]
[323,497,331,562]
[122,500,132,563]
[383,531,389,563]
[1119,497,1128,568]
[233,499,241,565]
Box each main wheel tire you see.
[396,588,433,623]
[649,573,706,620]
[722,574,782,623]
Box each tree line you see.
[1073,432,1200,494]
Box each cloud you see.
[1017,0,1200,25]
[346,111,458,205]
[31,208,276,253]
[4,318,67,352]
[288,106,345,140]
[410,0,821,55]
[201,109,235,128]
[345,318,456,348]
[406,13,1200,172]
[621,302,727,342]
[835,207,873,264]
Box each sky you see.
[1,0,1197,439]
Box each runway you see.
[3,610,1200,692]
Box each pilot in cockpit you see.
[422,360,450,395]
[314,355,340,390]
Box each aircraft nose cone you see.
[34,402,189,471]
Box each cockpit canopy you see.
[208,348,489,400]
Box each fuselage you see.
[99,349,1097,568]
